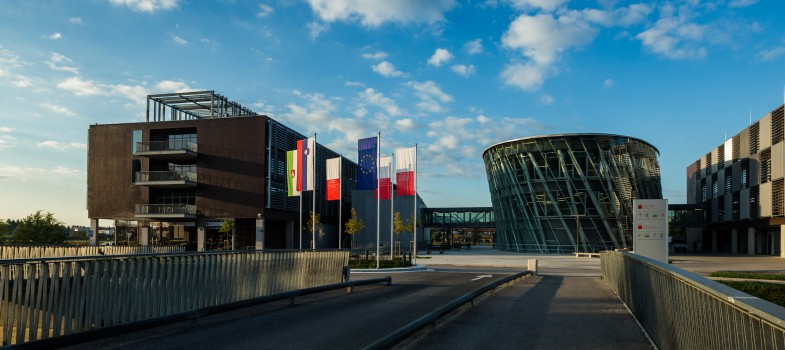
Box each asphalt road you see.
[62,268,524,349]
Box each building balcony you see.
[135,204,197,219]
[134,171,197,188]
[134,140,197,160]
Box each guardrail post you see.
[528,259,538,276]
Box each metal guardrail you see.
[135,140,197,153]
[16,275,390,349]
[0,250,349,346]
[363,271,531,350]
[135,170,197,182]
[0,245,185,260]
[134,204,197,215]
[601,251,785,349]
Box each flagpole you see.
[299,194,302,250]
[376,132,381,269]
[413,143,418,266]
[390,153,394,260]
[312,133,317,250]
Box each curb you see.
[351,265,429,273]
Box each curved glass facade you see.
[483,134,662,253]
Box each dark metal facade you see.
[483,134,662,253]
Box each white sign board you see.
[633,199,668,263]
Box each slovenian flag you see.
[286,150,300,197]
[297,138,315,191]
[395,147,416,196]
[357,136,378,191]
[326,157,341,201]
[376,156,392,200]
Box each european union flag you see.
[358,136,378,190]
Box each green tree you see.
[344,208,365,249]
[306,212,321,247]
[11,211,66,244]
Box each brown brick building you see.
[87,91,356,250]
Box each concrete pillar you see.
[139,226,149,246]
[89,219,99,246]
[255,218,265,250]
[780,225,785,258]
[231,221,236,251]
[748,227,755,256]
[731,228,738,254]
[712,230,718,253]
[197,226,206,251]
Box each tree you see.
[218,219,233,249]
[393,212,414,240]
[306,211,321,247]
[344,208,365,249]
[11,211,66,244]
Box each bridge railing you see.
[601,251,785,349]
[0,245,185,259]
[0,249,348,346]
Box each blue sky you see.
[1,0,784,226]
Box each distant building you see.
[87,91,356,250]
[687,103,785,256]
[483,134,662,253]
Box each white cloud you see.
[362,51,388,60]
[407,80,452,113]
[372,61,405,77]
[345,81,365,87]
[476,115,490,124]
[172,35,188,46]
[109,0,179,13]
[305,0,457,27]
[307,21,329,40]
[0,128,13,150]
[507,0,568,12]
[37,141,87,151]
[428,48,453,67]
[636,16,708,59]
[57,77,193,105]
[46,53,79,74]
[540,95,554,105]
[503,13,598,66]
[47,33,62,40]
[464,39,483,55]
[603,79,615,88]
[758,47,785,61]
[408,80,452,103]
[579,4,652,27]
[394,118,416,131]
[69,17,83,24]
[501,62,547,91]
[257,4,274,18]
[450,64,475,77]
[0,166,85,181]
[40,102,76,116]
[359,88,401,116]
[15,79,32,88]
[729,0,758,8]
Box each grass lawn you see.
[710,271,785,308]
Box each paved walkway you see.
[405,275,654,349]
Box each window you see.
[741,160,749,189]
[132,130,142,154]
[774,179,784,216]
[749,122,760,155]
[761,148,771,184]
[725,172,732,194]
[712,174,718,198]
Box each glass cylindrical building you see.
[483,134,662,253]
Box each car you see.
[670,238,687,253]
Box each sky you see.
[1,0,784,226]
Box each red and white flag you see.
[376,156,392,200]
[395,147,416,196]
[326,157,341,201]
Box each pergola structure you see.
[146,90,259,122]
